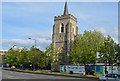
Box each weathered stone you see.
[52,2,78,71]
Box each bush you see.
[10,66,16,71]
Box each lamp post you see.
[28,38,36,71]
[104,60,108,74]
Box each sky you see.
[1,1,119,51]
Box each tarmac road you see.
[2,70,98,81]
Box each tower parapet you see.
[54,14,77,23]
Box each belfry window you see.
[61,23,64,33]
[61,27,64,32]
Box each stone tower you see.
[52,2,78,71]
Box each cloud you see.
[95,26,118,35]
[94,26,118,43]
[1,38,52,50]
[95,27,107,34]
[2,2,118,50]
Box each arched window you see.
[61,23,64,33]
[66,23,69,33]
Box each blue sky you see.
[1,2,118,51]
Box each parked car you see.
[99,73,120,81]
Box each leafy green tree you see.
[116,44,120,65]
[69,30,105,65]
[44,44,54,69]
[27,46,49,67]
[0,55,2,63]
[36,49,49,67]
[17,47,28,65]
[99,35,119,65]
[27,46,35,64]
[45,44,62,70]
[5,46,50,68]
[45,44,54,63]
[5,48,20,65]
[114,43,120,65]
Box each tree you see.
[36,49,49,67]
[17,47,28,65]
[114,44,120,65]
[45,44,54,63]
[44,44,54,68]
[5,48,21,66]
[27,46,49,67]
[99,35,119,65]
[69,30,105,65]
[27,46,36,64]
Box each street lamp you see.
[28,37,36,71]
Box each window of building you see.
[61,27,64,32]
[61,23,64,33]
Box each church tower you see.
[52,2,78,70]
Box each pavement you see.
[2,70,98,81]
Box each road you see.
[2,70,98,81]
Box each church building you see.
[52,2,78,70]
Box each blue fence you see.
[60,65,120,75]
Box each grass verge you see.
[3,68,98,80]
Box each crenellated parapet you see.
[54,14,77,23]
